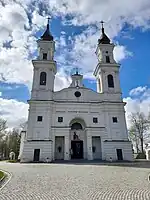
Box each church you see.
[19,20,133,162]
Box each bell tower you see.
[31,18,57,100]
[70,68,84,88]
[93,21,121,97]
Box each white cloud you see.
[0,2,36,89]
[54,68,71,91]
[129,86,147,96]
[0,91,2,96]
[0,0,149,90]
[56,26,131,80]
[0,3,29,32]
[124,86,150,128]
[0,47,33,87]
[0,98,28,128]
[114,45,132,63]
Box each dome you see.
[98,27,110,44]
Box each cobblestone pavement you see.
[0,162,150,200]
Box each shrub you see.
[8,160,17,163]
[0,171,4,179]
[136,152,146,159]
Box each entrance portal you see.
[71,141,83,159]
[33,149,40,162]
[116,149,123,160]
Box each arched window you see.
[71,123,82,130]
[107,74,114,88]
[106,56,110,63]
[40,72,47,85]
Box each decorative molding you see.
[56,111,66,113]
[51,126,70,129]
[90,112,99,114]
[68,111,88,113]
[51,126,105,129]
[78,111,88,113]
[28,99,124,104]
[104,140,130,142]
[86,126,105,129]
[68,111,78,113]
[27,139,52,142]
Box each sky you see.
[0,0,150,128]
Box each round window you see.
[74,91,81,97]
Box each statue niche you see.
[71,122,82,141]
[73,132,79,140]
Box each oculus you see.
[74,91,81,97]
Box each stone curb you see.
[148,174,150,182]
[0,170,12,190]
[0,173,6,183]
[0,172,5,182]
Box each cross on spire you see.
[100,20,105,29]
[47,16,51,25]
[41,16,53,41]
[75,67,79,75]
[98,20,110,44]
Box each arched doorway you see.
[70,121,84,159]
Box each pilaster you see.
[86,129,93,160]
[64,135,70,160]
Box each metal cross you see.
[100,20,105,28]
[47,16,51,24]
[75,67,79,75]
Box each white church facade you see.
[19,20,133,162]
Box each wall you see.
[20,141,53,162]
[27,101,52,140]
[103,141,133,161]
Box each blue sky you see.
[0,0,150,127]
[118,28,150,97]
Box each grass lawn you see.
[0,171,4,180]
[7,160,17,163]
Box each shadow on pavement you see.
[52,159,150,169]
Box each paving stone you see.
[0,162,150,200]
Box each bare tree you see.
[128,126,140,153]
[0,118,21,160]
[128,112,150,153]
[0,118,7,135]
[20,121,27,130]
[7,128,21,159]
[0,118,8,159]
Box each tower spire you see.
[98,21,110,44]
[100,20,105,34]
[47,17,50,29]
[41,17,53,41]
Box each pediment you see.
[54,87,103,102]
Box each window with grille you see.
[58,117,63,122]
[37,116,43,122]
[112,117,118,123]
[106,56,110,63]
[93,117,98,123]
[43,53,47,60]
[40,72,47,85]
[107,74,114,88]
